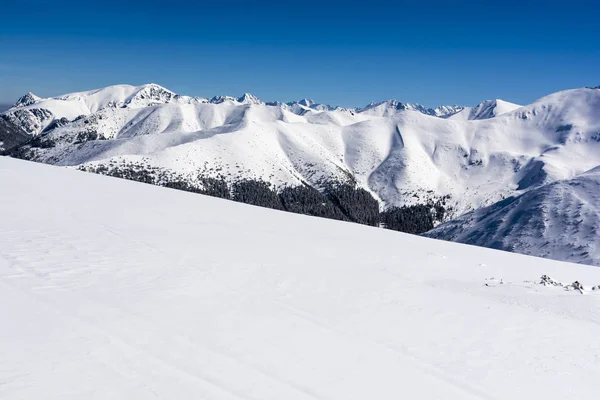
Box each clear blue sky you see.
[1,0,598,108]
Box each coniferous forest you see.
[79,162,447,235]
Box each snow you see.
[5,84,209,134]
[237,93,264,105]
[13,92,42,108]
[3,84,600,265]
[426,166,600,266]
[2,156,600,399]
[6,85,600,220]
[448,99,522,121]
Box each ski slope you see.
[2,157,600,399]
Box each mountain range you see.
[2,83,600,265]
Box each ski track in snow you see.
[2,157,600,399]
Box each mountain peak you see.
[284,99,339,113]
[298,99,315,107]
[209,95,237,104]
[14,92,42,108]
[136,83,174,94]
[446,99,522,121]
[122,84,178,107]
[432,105,465,118]
[237,93,263,105]
[468,99,521,120]
[359,100,436,116]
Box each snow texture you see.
[2,156,600,399]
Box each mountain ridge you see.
[5,83,473,130]
[4,84,599,212]
[3,83,600,265]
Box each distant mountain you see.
[358,99,463,118]
[3,83,600,264]
[283,99,346,114]
[426,166,600,266]
[3,84,600,214]
[14,92,42,108]
[448,99,522,120]
[2,84,465,135]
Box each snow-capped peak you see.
[298,99,315,107]
[432,105,465,118]
[130,84,206,105]
[448,99,522,121]
[237,93,263,105]
[470,99,522,119]
[48,83,179,112]
[14,92,42,108]
[358,99,453,117]
[283,99,340,114]
[122,83,178,107]
[209,95,237,104]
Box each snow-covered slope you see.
[4,85,600,220]
[426,166,600,266]
[2,156,600,399]
[3,84,209,135]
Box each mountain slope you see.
[2,156,600,399]
[426,166,600,266]
[2,84,210,135]
[0,117,30,153]
[5,85,600,220]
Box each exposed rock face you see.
[0,117,30,153]
[2,108,54,135]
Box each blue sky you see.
[1,0,598,108]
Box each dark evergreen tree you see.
[105,165,157,184]
[232,179,284,210]
[163,180,203,194]
[380,205,440,234]
[324,184,379,226]
[279,185,348,221]
[198,177,230,199]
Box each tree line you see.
[79,162,448,235]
